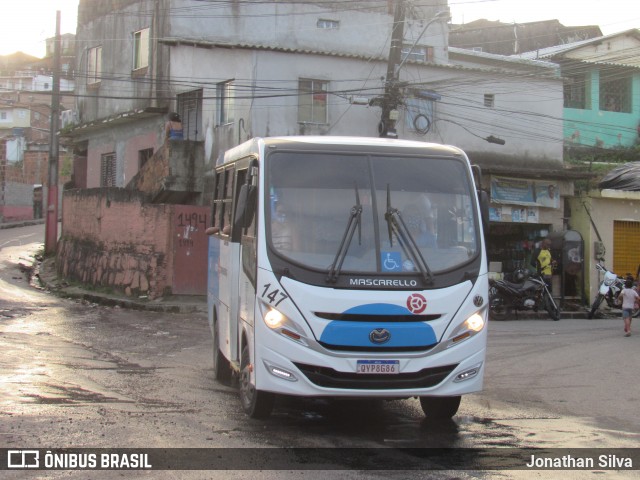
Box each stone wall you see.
[57,188,174,299]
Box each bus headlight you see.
[465,313,485,332]
[264,308,287,329]
[446,311,486,348]
[260,304,307,346]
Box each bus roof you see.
[223,136,466,164]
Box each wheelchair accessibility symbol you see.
[381,252,402,272]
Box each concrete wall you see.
[568,191,640,303]
[84,117,163,188]
[58,188,174,299]
[167,45,564,174]
[57,187,209,298]
[564,70,640,148]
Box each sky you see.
[0,0,637,58]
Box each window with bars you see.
[298,78,328,124]
[484,94,495,108]
[216,81,234,126]
[563,73,589,109]
[401,44,434,63]
[100,153,117,187]
[133,28,149,71]
[178,89,203,140]
[88,46,102,85]
[600,72,631,113]
[317,19,339,29]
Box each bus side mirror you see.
[478,189,490,235]
[234,184,257,230]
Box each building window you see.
[216,81,234,126]
[563,73,590,109]
[600,72,631,113]
[401,44,434,63]
[298,79,328,124]
[100,153,117,187]
[317,19,339,29]
[138,148,153,170]
[178,89,203,140]
[0,112,7,120]
[133,28,149,70]
[88,46,102,84]
[484,94,495,108]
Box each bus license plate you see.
[356,360,399,374]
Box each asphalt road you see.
[0,224,638,479]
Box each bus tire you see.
[213,318,232,384]
[239,345,274,419]
[419,395,461,420]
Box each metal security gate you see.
[172,205,209,295]
[613,220,640,278]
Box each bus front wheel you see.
[239,345,275,419]
[419,395,461,420]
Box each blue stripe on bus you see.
[319,321,436,348]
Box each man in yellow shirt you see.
[536,238,554,285]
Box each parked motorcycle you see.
[489,270,560,321]
[587,263,639,319]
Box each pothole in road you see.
[21,384,133,405]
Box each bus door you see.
[210,165,237,365]
[232,164,259,364]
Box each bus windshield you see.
[267,151,478,276]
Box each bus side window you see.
[211,167,233,236]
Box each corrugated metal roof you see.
[514,28,640,68]
[159,37,561,78]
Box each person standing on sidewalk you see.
[617,277,638,337]
[534,238,555,287]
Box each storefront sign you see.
[490,205,539,223]
[490,176,559,209]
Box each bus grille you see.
[314,312,441,322]
[317,342,436,353]
[293,363,457,390]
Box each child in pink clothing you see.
[617,278,639,337]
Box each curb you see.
[35,257,207,314]
[0,219,46,229]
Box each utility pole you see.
[379,0,406,139]
[45,11,61,255]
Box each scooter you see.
[489,269,560,321]
[588,263,639,319]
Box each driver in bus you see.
[271,204,297,251]
[402,194,436,247]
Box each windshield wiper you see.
[384,184,434,285]
[326,184,362,283]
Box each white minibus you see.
[207,136,489,419]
